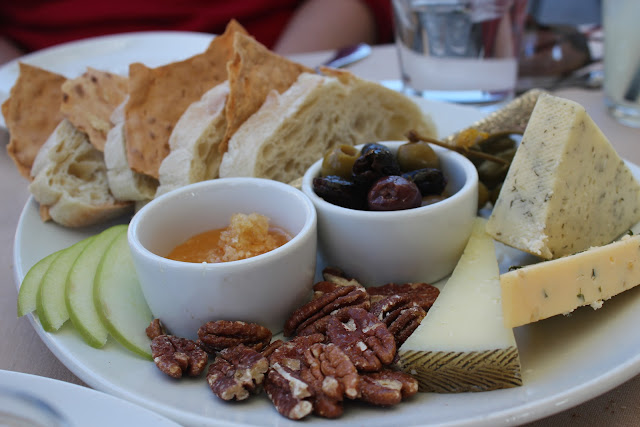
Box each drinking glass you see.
[603,0,640,128]
[392,0,528,105]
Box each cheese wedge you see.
[395,218,521,392]
[501,234,640,328]
[486,93,640,259]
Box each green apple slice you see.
[66,225,128,348]
[18,250,63,317]
[36,236,95,332]
[95,230,153,359]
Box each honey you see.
[167,213,291,263]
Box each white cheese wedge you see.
[501,233,640,328]
[486,93,640,259]
[395,218,522,393]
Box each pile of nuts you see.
[146,267,440,421]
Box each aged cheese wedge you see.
[486,93,640,259]
[395,218,522,392]
[501,234,640,328]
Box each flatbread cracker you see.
[124,20,247,178]
[60,67,128,151]
[2,63,66,179]
[220,33,313,154]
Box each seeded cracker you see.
[60,67,128,151]
[2,63,67,179]
[219,32,313,154]
[124,20,247,178]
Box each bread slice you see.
[29,119,132,227]
[124,20,246,178]
[104,98,158,201]
[219,32,313,155]
[60,67,128,151]
[218,71,437,183]
[156,80,230,197]
[2,63,67,179]
[320,66,436,139]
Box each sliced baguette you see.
[218,71,437,183]
[29,119,132,227]
[104,98,158,201]
[156,80,230,197]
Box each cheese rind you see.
[501,234,640,328]
[395,218,521,392]
[486,93,640,259]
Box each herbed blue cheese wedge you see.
[501,233,640,328]
[486,93,640,259]
[395,218,522,393]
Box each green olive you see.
[397,141,440,172]
[320,145,360,178]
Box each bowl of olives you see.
[301,141,478,286]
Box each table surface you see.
[2,44,640,426]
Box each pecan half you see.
[326,307,396,372]
[367,282,439,311]
[304,343,360,401]
[359,370,419,406]
[150,335,208,379]
[322,267,364,288]
[261,339,285,358]
[264,363,314,420]
[284,286,370,337]
[198,320,272,353]
[370,295,427,347]
[206,344,269,401]
[311,268,365,303]
[267,334,325,371]
[146,318,167,340]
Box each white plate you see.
[14,148,640,426]
[10,32,640,426]
[0,369,180,426]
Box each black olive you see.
[360,143,388,156]
[313,175,367,210]
[402,168,447,196]
[352,145,401,187]
[367,175,422,211]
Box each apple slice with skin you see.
[95,230,153,359]
[66,224,127,348]
[18,250,62,317]
[36,236,95,332]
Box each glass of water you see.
[603,0,640,128]
[392,0,528,105]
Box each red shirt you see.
[0,0,392,52]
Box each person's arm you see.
[0,36,24,65]
[273,0,377,54]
